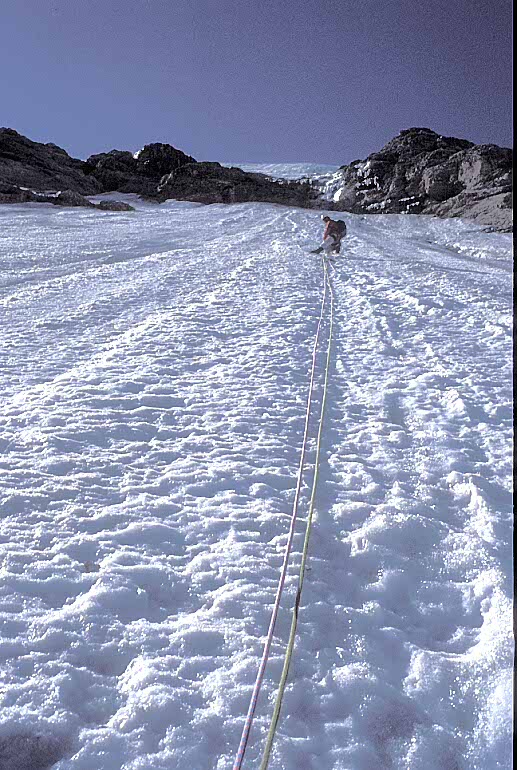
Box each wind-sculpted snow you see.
[0,193,513,770]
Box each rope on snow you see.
[232,256,335,769]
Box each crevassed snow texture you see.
[0,191,513,770]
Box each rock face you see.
[157,162,322,207]
[0,128,320,211]
[0,128,102,194]
[0,128,197,204]
[0,181,36,204]
[322,128,512,230]
[1,126,512,227]
[52,190,96,208]
[0,181,135,211]
[85,143,196,195]
[96,199,135,211]
[83,150,142,193]
[134,143,197,179]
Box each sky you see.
[1,0,513,164]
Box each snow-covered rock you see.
[311,128,513,231]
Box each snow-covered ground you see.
[0,188,513,770]
[223,162,339,180]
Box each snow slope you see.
[0,190,513,770]
[222,163,339,180]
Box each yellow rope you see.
[259,257,335,769]
[233,257,331,770]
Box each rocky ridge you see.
[316,128,512,230]
[84,143,197,195]
[156,162,316,206]
[0,128,322,212]
[0,127,512,229]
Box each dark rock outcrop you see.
[51,190,135,210]
[156,162,323,207]
[1,127,511,227]
[0,180,135,211]
[323,128,512,230]
[0,129,327,211]
[0,129,196,200]
[84,143,196,194]
[0,181,36,204]
[83,150,142,193]
[0,128,102,194]
[53,190,96,207]
[134,143,196,179]
[96,199,135,211]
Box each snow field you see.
[0,195,513,770]
[222,163,340,181]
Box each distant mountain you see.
[0,127,512,229]
[313,128,512,231]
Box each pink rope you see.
[232,262,329,769]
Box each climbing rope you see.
[259,258,334,768]
[232,256,334,770]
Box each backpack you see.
[335,219,347,236]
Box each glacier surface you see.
[0,185,513,770]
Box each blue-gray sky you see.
[1,0,512,163]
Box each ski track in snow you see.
[0,194,513,770]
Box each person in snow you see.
[311,215,347,256]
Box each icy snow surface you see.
[222,163,339,180]
[0,188,513,770]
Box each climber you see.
[311,215,347,256]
